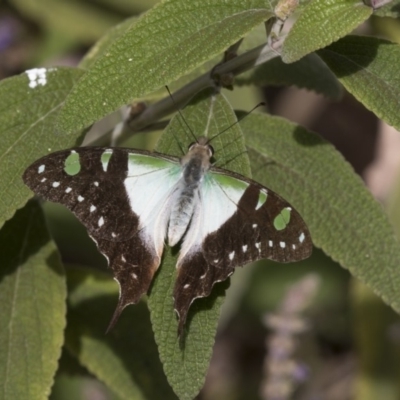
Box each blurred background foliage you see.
[2,0,400,399]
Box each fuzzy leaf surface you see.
[282,0,372,63]
[237,52,343,100]
[65,266,177,400]
[318,35,400,131]
[0,201,66,400]
[57,0,272,133]
[0,67,85,228]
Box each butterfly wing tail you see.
[174,251,233,337]
[97,237,161,333]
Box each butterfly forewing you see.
[23,147,142,241]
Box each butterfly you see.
[23,129,312,336]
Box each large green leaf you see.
[148,90,249,400]
[282,0,372,63]
[80,16,269,106]
[0,67,85,229]
[0,201,66,400]
[57,0,272,133]
[241,113,400,318]
[318,35,400,131]
[79,16,139,70]
[64,266,177,400]
[237,52,343,100]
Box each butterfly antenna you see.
[216,149,249,169]
[207,102,265,145]
[165,86,198,144]
[212,132,244,166]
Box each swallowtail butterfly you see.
[23,118,312,336]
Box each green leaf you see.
[241,113,400,322]
[237,52,343,100]
[57,0,272,133]
[79,16,139,70]
[373,0,400,18]
[318,35,400,131]
[65,266,177,400]
[148,90,248,400]
[0,67,85,229]
[282,0,372,63]
[0,201,66,400]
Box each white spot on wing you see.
[255,242,261,251]
[98,216,104,227]
[292,244,296,249]
[200,273,206,279]
[26,68,47,88]
[252,224,257,228]
[65,187,72,193]
[38,164,45,174]
[214,259,219,263]
[52,182,60,188]
[111,232,117,238]
[121,255,126,262]
[242,245,248,252]
[268,240,273,247]
[40,178,46,182]
[77,195,84,202]
[184,284,190,289]
[280,241,286,248]
[131,273,138,280]
[90,205,96,212]
[229,251,235,260]
[101,149,113,172]
[94,181,99,187]
[299,232,305,243]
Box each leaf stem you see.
[88,42,280,147]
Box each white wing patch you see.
[178,172,248,264]
[201,173,248,237]
[124,154,181,257]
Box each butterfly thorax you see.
[167,138,212,246]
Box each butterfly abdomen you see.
[167,151,208,247]
[168,180,200,246]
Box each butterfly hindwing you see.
[97,235,160,330]
[173,169,312,334]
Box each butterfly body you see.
[167,137,212,246]
[23,138,312,335]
